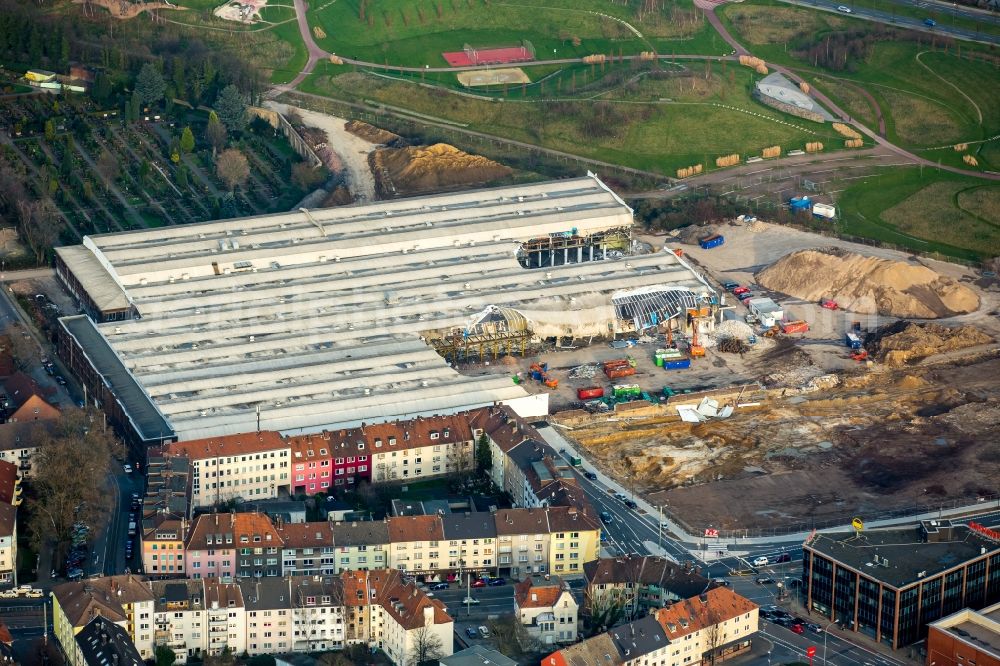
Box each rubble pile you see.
[865,321,993,367]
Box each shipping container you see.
[577,387,605,400]
[845,332,863,349]
[664,358,691,370]
[812,203,836,219]
[606,366,636,379]
[699,234,725,249]
[781,320,810,334]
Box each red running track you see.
[441,46,533,67]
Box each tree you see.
[96,149,119,190]
[44,119,55,142]
[135,62,166,106]
[486,615,540,661]
[214,84,247,133]
[28,409,117,552]
[406,626,444,666]
[15,198,59,264]
[128,90,141,122]
[290,162,325,191]
[215,149,249,192]
[203,647,236,666]
[179,126,195,153]
[205,111,228,157]
[475,433,492,474]
[155,646,176,666]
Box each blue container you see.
[531,370,542,381]
[665,359,691,370]
[541,363,549,372]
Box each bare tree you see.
[487,614,541,660]
[28,409,117,553]
[583,583,630,636]
[406,625,444,666]
[215,149,250,192]
[703,606,725,665]
[16,198,60,264]
[96,148,119,191]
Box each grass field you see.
[303,62,839,174]
[719,2,1000,158]
[837,168,1000,260]
[306,0,726,65]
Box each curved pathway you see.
[271,0,999,181]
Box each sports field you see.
[456,67,532,86]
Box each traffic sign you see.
[704,528,719,538]
[851,517,864,531]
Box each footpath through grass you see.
[307,0,727,65]
[718,0,1000,166]
[303,59,841,175]
[837,168,1000,261]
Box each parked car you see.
[753,556,769,567]
[624,499,638,509]
[55,375,67,385]
[733,286,750,296]
[614,492,628,502]
[429,582,449,591]
[805,623,824,634]
[471,579,487,588]
[462,597,480,605]
[0,589,17,599]
[487,578,506,587]
[714,578,731,587]
[478,626,491,639]
[123,464,133,474]
[791,623,805,634]
[721,281,739,290]
[465,627,478,639]
[25,588,43,599]
[16,584,32,594]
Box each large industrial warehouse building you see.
[54,175,715,450]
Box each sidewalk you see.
[535,421,1000,550]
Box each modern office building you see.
[926,600,1000,666]
[802,520,1000,648]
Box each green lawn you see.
[307,0,724,65]
[718,2,1000,157]
[303,61,840,174]
[836,168,1000,260]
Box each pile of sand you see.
[757,249,979,318]
[344,120,401,146]
[371,143,512,196]
[676,224,720,245]
[865,321,993,366]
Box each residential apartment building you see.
[141,515,188,578]
[388,515,446,577]
[73,617,144,666]
[51,571,453,666]
[514,576,578,645]
[803,520,1000,648]
[496,508,550,578]
[544,586,758,666]
[583,556,712,620]
[366,569,454,666]
[185,513,282,580]
[926,601,1000,666]
[331,520,390,573]
[547,506,601,576]
[442,512,497,577]
[286,429,371,489]
[0,420,50,479]
[166,432,290,509]
[277,521,335,576]
[0,503,15,587]
[287,436,333,495]
[366,415,474,483]
[51,575,156,663]
[0,460,21,507]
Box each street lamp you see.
[822,619,837,664]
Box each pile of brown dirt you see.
[344,120,401,146]
[676,224,720,245]
[757,249,979,318]
[371,143,512,196]
[865,321,993,366]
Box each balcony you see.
[209,616,227,626]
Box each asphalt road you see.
[783,0,1000,44]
